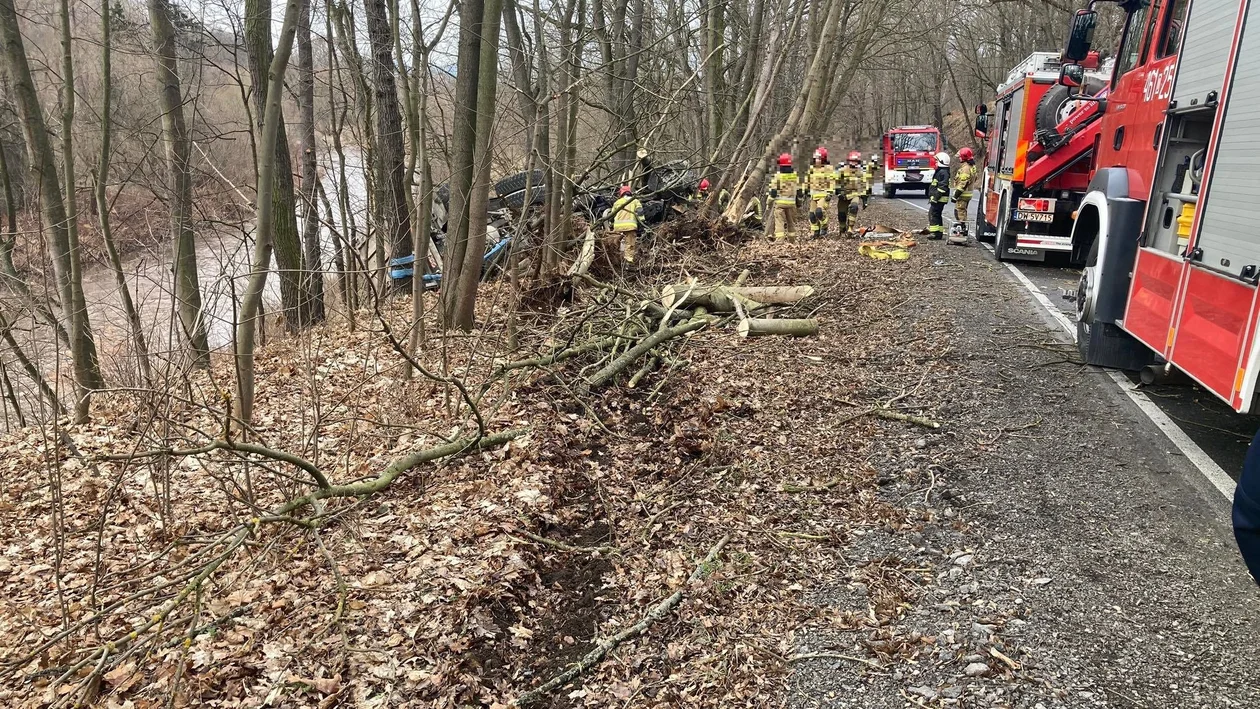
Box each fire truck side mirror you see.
[974,114,990,137]
[1059,63,1085,89]
[1064,8,1098,62]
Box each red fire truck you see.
[880,125,943,197]
[1067,0,1260,412]
[977,52,1111,263]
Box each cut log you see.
[732,285,814,304]
[737,318,818,338]
[660,284,813,312]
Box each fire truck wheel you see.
[1035,85,1076,135]
[994,192,1014,261]
[1076,238,1100,324]
[884,184,896,198]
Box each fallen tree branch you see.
[514,534,731,706]
[585,318,709,389]
[872,409,940,429]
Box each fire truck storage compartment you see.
[1172,0,1236,107]
[1000,86,1025,176]
[1191,19,1260,282]
[1144,111,1212,255]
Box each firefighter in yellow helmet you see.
[805,147,837,237]
[768,153,801,242]
[950,147,978,240]
[836,151,865,236]
[611,184,643,262]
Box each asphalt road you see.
[885,190,1258,483]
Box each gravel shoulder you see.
[789,199,1260,708]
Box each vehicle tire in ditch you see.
[641,199,665,224]
[1035,85,1075,134]
[494,170,545,198]
[502,186,545,209]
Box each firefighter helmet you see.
[958,147,974,161]
[699,178,710,191]
[847,151,862,163]
[777,153,793,167]
[935,152,951,167]
[814,147,829,162]
[618,184,632,196]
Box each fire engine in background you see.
[1065,0,1260,413]
[976,52,1112,263]
[881,126,943,197]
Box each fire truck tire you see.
[1035,85,1074,135]
[884,184,896,198]
[994,192,1014,261]
[976,194,995,243]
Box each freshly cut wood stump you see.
[737,318,819,338]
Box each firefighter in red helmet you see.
[835,151,865,236]
[806,147,837,237]
[611,184,643,262]
[768,153,801,241]
[693,178,711,203]
[950,147,978,241]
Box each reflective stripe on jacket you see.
[838,167,863,201]
[612,196,641,232]
[807,165,837,198]
[770,173,799,206]
[929,167,952,203]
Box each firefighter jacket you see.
[837,166,864,201]
[806,165,838,199]
[929,166,952,204]
[768,172,800,207]
[950,161,977,198]
[612,196,642,232]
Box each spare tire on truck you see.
[1035,85,1076,134]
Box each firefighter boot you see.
[847,201,860,237]
[807,209,820,238]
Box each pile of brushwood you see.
[0,214,947,708]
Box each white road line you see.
[892,196,1236,501]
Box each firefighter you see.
[693,178,711,203]
[742,194,763,229]
[768,153,801,242]
[926,151,951,240]
[856,154,876,209]
[611,184,643,262]
[805,147,836,237]
[950,147,978,239]
[836,151,864,236]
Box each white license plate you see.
[1015,211,1054,223]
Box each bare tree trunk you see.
[364,0,412,294]
[245,0,310,331]
[0,131,68,351]
[149,0,211,366]
[0,0,103,420]
[235,0,301,425]
[296,0,325,323]
[439,0,485,325]
[100,0,153,385]
[452,0,505,330]
[722,0,844,222]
